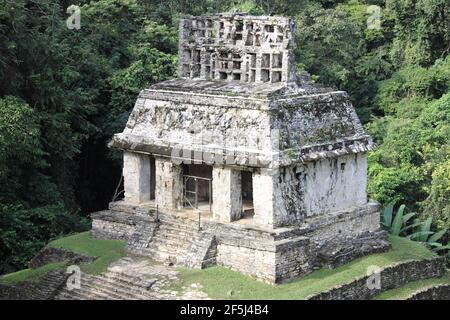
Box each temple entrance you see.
[241,171,254,219]
[182,164,212,211]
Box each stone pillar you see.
[155,157,183,210]
[123,151,151,204]
[252,168,275,227]
[212,167,242,222]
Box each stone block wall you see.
[216,244,277,283]
[307,258,446,300]
[274,237,311,282]
[91,211,135,241]
[121,96,273,160]
[306,203,381,244]
[407,285,450,300]
[299,153,368,216]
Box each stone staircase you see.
[55,259,169,300]
[0,269,70,300]
[136,213,217,268]
[54,256,209,300]
[127,216,158,254]
[56,272,155,300]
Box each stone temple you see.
[92,13,390,283]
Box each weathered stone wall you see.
[252,157,370,228]
[121,96,273,159]
[307,258,446,300]
[91,211,135,241]
[274,237,311,282]
[406,284,450,300]
[306,203,381,244]
[216,244,276,283]
[299,154,368,216]
[272,93,364,149]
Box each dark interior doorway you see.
[241,170,254,217]
[150,156,155,200]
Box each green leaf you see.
[381,202,395,228]
[433,245,450,251]
[427,242,443,248]
[419,218,433,242]
[407,231,434,240]
[428,229,448,243]
[401,221,423,233]
[391,204,406,236]
[401,212,417,224]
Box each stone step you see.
[158,216,198,228]
[102,273,158,294]
[158,223,199,234]
[159,223,199,233]
[104,270,150,285]
[57,284,108,300]
[147,236,193,249]
[63,276,151,300]
[81,277,152,300]
[54,270,159,300]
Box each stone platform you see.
[92,200,390,283]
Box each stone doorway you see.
[182,164,212,211]
[241,170,254,219]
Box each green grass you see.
[0,262,65,285]
[47,231,127,275]
[0,232,127,285]
[373,272,450,300]
[177,236,436,300]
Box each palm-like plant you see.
[381,202,449,252]
[381,203,418,236]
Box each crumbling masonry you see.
[92,13,390,283]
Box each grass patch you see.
[0,262,65,285]
[0,232,126,284]
[47,231,127,275]
[373,272,450,300]
[177,236,436,300]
